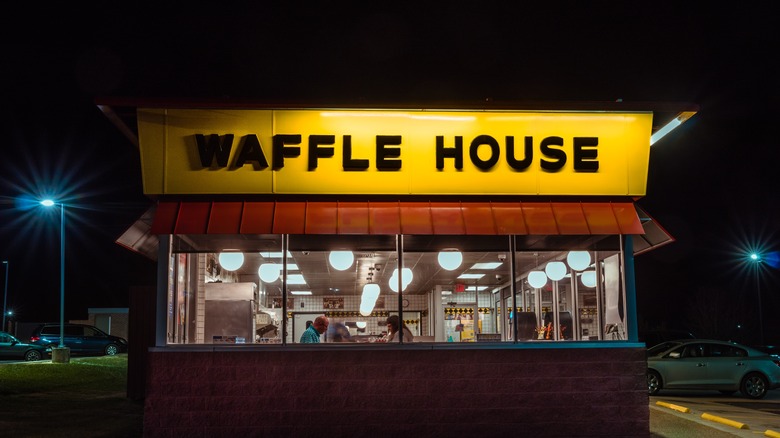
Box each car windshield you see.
[647,341,683,357]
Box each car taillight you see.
[30,336,40,342]
[773,359,780,368]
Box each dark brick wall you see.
[143,347,649,437]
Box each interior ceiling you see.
[224,250,540,297]
[179,234,618,296]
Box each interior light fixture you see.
[287,274,307,285]
[258,263,280,283]
[437,249,463,271]
[329,251,354,271]
[389,268,413,292]
[359,283,380,316]
[356,321,367,329]
[218,252,244,271]
[581,270,597,288]
[545,261,567,282]
[456,273,484,280]
[528,271,548,288]
[566,251,591,271]
[290,290,312,295]
[470,262,502,270]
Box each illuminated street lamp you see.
[41,199,68,356]
[749,252,764,346]
[2,260,8,331]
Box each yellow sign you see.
[137,108,653,196]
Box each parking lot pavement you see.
[650,406,758,437]
[650,397,780,438]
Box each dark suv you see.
[30,323,128,356]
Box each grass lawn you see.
[0,354,143,437]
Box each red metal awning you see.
[149,201,645,235]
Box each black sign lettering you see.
[540,136,567,171]
[376,135,402,170]
[195,134,233,167]
[308,135,335,170]
[506,136,533,171]
[272,134,302,170]
[436,136,464,170]
[234,135,269,169]
[343,135,369,171]
[469,135,500,170]
[573,137,599,172]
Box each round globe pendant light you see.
[566,251,592,271]
[437,250,463,271]
[581,270,597,288]
[329,251,354,271]
[545,261,567,281]
[258,263,280,283]
[218,252,244,271]
[528,270,548,288]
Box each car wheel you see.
[104,344,119,356]
[740,373,768,399]
[647,370,662,395]
[25,350,43,361]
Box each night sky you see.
[1,4,778,345]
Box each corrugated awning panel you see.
[150,201,645,235]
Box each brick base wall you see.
[143,347,649,437]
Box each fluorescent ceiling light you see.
[470,262,502,270]
[287,274,307,285]
[457,273,484,280]
[290,291,312,295]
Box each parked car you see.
[647,339,780,399]
[0,331,47,361]
[640,329,695,347]
[30,323,127,356]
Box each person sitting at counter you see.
[325,322,356,342]
[300,315,329,343]
[382,315,414,342]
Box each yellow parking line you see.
[655,401,691,413]
[700,413,748,429]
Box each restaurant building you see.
[101,100,696,436]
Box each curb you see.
[765,429,780,438]
[700,412,748,429]
[655,401,690,413]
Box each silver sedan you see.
[647,339,780,399]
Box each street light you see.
[749,252,764,346]
[41,199,67,352]
[2,260,8,332]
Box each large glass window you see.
[163,233,628,345]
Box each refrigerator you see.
[204,282,256,344]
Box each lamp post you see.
[2,260,8,332]
[749,252,764,346]
[41,199,69,362]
